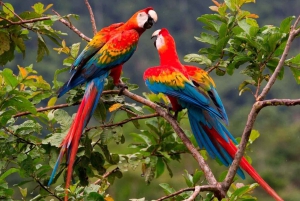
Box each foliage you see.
[0,0,299,201]
[185,0,300,96]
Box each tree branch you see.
[222,15,300,191]
[35,178,62,201]
[84,0,97,35]
[184,186,201,201]
[100,113,159,128]
[119,89,224,196]
[93,167,120,185]
[3,127,36,146]
[156,185,218,201]
[52,9,91,42]
[0,16,51,27]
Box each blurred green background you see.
[5,0,300,200]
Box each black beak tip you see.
[143,18,154,29]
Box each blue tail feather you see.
[187,106,245,179]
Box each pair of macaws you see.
[48,7,283,201]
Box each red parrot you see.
[48,7,157,200]
[143,28,283,201]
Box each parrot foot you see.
[117,83,128,96]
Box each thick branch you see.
[119,89,223,195]
[52,10,91,42]
[84,0,97,35]
[156,185,217,201]
[223,15,300,190]
[259,98,300,108]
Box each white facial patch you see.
[156,34,165,50]
[137,12,148,28]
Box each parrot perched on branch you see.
[48,7,157,200]
[143,28,283,201]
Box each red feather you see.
[206,126,284,201]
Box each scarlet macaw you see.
[143,28,283,201]
[48,7,157,200]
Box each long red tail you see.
[48,79,104,201]
[209,129,284,201]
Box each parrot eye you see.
[137,12,149,28]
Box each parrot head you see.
[151,28,177,56]
[125,7,158,33]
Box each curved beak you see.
[143,10,158,29]
[151,29,161,39]
[151,29,161,48]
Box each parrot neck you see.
[159,49,185,71]
[122,22,145,35]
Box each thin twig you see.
[13,90,117,118]
[84,0,97,35]
[93,167,120,185]
[36,178,62,201]
[184,186,201,201]
[52,9,91,42]
[3,127,36,146]
[1,1,23,21]
[13,102,79,118]
[156,185,217,201]
[0,16,51,27]
[101,113,159,128]
[223,15,300,191]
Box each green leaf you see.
[192,169,203,184]
[3,3,14,18]
[32,3,45,14]
[159,183,176,195]
[224,0,236,11]
[53,109,73,130]
[70,42,81,58]
[0,32,10,55]
[183,170,193,187]
[280,16,295,33]
[2,68,18,88]
[37,36,49,62]
[90,152,105,172]
[155,157,165,178]
[63,56,75,66]
[0,41,15,65]
[290,67,300,84]
[0,168,19,181]
[238,19,259,36]
[238,80,255,95]
[287,53,300,65]
[194,33,216,45]
[267,58,284,80]
[94,100,107,122]
[85,192,105,201]
[1,96,36,114]
[127,112,140,129]
[53,66,70,88]
[184,54,212,66]
[249,129,260,144]
[11,36,26,58]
